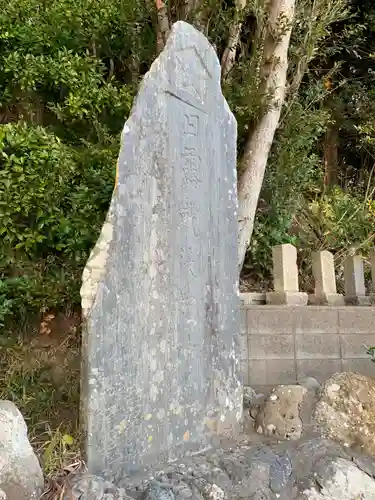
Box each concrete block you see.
[249,334,294,360]
[266,291,308,306]
[340,334,375,359]
[295,334,340,359]
[342,359,375,379]
[238,335,248,361]
[296,359,342,384]
[240,360,249,385]
[338,307,375,334]
[246,308,259,334]
[344,295,371,306]
[308,293,345,306]
[239,308,248,335]
[254,307,295,334]
[249,359,297,386]
[294,307,339,334]
[240,292,266,305]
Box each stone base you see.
[344,295,372,306]
[370,293,375,305]
[266,291,308,306]
[308,293,345,306]
[240,292,266,305]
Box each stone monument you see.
[80,21,242,481]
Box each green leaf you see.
[62,434,74,446]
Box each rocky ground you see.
[3,371,375,499]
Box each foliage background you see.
[0,0,374,328]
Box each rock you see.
[314,372,375,455]
[289,437,349,493]
[243,387,257,408]
[63,473,131,499]
[255,385,307,439]
[82,435,375,500]
[215,445,294,499]
[202,484,224,500]
[297,377,320,394]
[245,446,293,495]
[140,484,175,500]
[302,456,375,499]
[243,387,258,408]
[0,400,44,500]
[352,453,375,478]
[80,18,241,479]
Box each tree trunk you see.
[221,0,247,79]
[180,0,201,19]
[156,0,170,54]
[323,121,339,187]
[237,0,295,271]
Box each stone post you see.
[266,244,308,305]
[239,292,266,305]
[370,247,375,304]
[344,249,370,305]
[309,250,344,305]
[80,21,242,479]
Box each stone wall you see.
[240,305,375,391]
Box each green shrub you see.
[0,122,120,324]
[0,0,150,327]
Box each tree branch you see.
[221,0,247,79]
[156,0,170,54]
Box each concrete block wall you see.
[240,305,375,391]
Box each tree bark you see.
[156,0,170,54]
[180,0,201,19]
[221,0,247,79]
[323,121,339,187]
[237,0,295,271]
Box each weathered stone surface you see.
[344,252,370,305]
[80,20,241,480]
[246,446,293,494]
[67,435,375,500]
[302,457,375,499]
[140,484,176,500]
[267,244,308,306]
[266,291,308,306]
[239,293,266,305]
[0,400,44,500]
[314,372,375,455]
[63,473,132,499]
[309,251,344,306]
[243,386,262,408]
[289,437,349,492]
[297,377,320,394]
[255,385,307,439]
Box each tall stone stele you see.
[80,21,242,481]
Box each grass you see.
[0,311,83,497]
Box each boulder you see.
[297,377,321,394]
[255,385,307,439]
[302,456,375,499]
[314,372,375,455]
[0,400,44,500]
